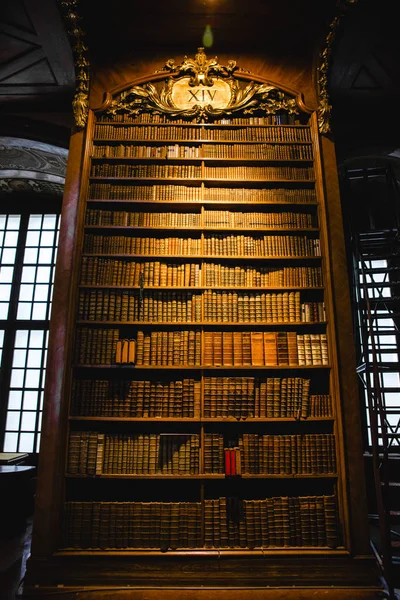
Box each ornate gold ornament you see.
[317,0,360,135]
[58,0,90,129]
[106,48,301,122]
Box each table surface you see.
[0,465,35,474]
[0,452,29,465]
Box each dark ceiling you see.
[0,0,399,159]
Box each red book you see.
[224,449,231,475]
[230,448,236,476]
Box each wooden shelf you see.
[94,122,310,129]
[91,157,314,164]
[76,320,327,327]
[73,364,331,370]
[89,176,316,185]
[55,548,348,557]
[81,253,323,260]
[65,473,337,480]
[93,138,314,145]
[69,416,333,422]
[83,225,320,233]
[87,199,319,207]
[78,285,325,291]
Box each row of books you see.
[67,431,335,477]
[203,291,325,323]
[80,258,323,288]
[85,209,314,229]
[75,328,120,365]
[78,290,203,323]
[88,183,317,203]
[64,494,338,549]
[77,289,325,324]
[202,235,321,257]
[204,495,339,548]
[85,209,201,228]
[203,165,315,181]
[82,234,202,256]
[80,259,201,288]
[64,501,202,549]
[93,143,313,160]
[67,432,200,475]
[69,377,331,419]
[74,328,329,367]
[93,125,312,143]
[70,377,201,418]
[94,144,203,159]
[97,113,306,125]
[203,210,314,229]
[202,144,313,160]
[92,163,201,178]
[203,378,332,418]
[135,330,202,366]
[91,164,315,182]
[203,264,323,288]
[82,233,321,258]
[203,433,336,475]
[203,331,328,367]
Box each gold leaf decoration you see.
[106,50,301,122]
[317,0,360,135]
[58,0,90,129]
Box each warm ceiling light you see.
[202,24,213,48]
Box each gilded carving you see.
[58,0,90,129]
[155,47,238,86]
[106,49,301,122]
[317,0,360,135]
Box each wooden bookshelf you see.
[59,82,345,554]
[24,51,378,596]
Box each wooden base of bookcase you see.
[23,555,382,598]
[20,589,387,600]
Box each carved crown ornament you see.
[100,48,310,123]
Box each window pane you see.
[7,216,21,230]
[24,247,38,263]
[10,369,25,387]
[43,215,57,229]
[40,231,55,246]
[19,284,34,301]
[17,303,32,320]
[12,349,27,368]
[0,266,14,282]
[19,433,34,452]
[15,330,29,347]
[32,303,47,320]
[27,349,42,368]
[21,267,36,282]
[26,230,40,246]
[0,303,9,319]
[37,267,51,283]
[6,412,20,431]
[2,248,16,263]
[30,330,44,348]
[3,432,18,452]
[28,215,42,229]
[34,285,49,301]
[4,231,18,246]
[23,391,38,410]
[38,248,53,264]
[21,412,36,431]
[8,390,22,410]
[25,370,40,388]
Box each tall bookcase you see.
[25,51,378,595]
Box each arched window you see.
[0,137,67,453]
